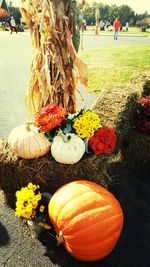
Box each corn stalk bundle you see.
[20,0,88,118]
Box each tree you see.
[83,2,145,27]
[118,5,135,26]
[98,3,110,21]
[109,4,119,24]
[8,4,21,24]
[84,3,95,25]
[95,7,100,34]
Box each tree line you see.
[4,1,150,28]
[83,2,150,27]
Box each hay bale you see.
[121,130,150,168]
[0,140,112,208]
[92,83,144,150]
[92,77,150,167]
[130,71,150,96]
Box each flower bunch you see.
[33,104,117,157]
[73,110,100,138]
[34,104,68,132]
[15,183,51,233]
[15,183,41,220]
[88,126,117,155]
[136,96,150,133]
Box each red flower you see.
[88,126,117,155]
[136,96,150,133]
[34,104,67,132]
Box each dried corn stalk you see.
[20,0,88,118]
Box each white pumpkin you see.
[8,124,50,159]
[51,132,85,164]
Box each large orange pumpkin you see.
[48,180,124,261]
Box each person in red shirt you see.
[113,18,121,40]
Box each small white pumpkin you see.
[8,123,50,159]
[51,131,85,164]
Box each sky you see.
[9,0,150,14]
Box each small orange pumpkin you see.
[48,180,124,262]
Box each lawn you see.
[86,26,150,36]
[79,44,150,93]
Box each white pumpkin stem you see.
[25,122,32,132]
[56,231,64,246]
[57,129,70,143]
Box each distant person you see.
[99,20,105,31]
[113,18,121,40]
[10,16,17,34]
[126,22,129,32]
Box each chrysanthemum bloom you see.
[34,104,68,132]
[15,183,41,220]
[88,126,117,155]
[136,96,150,133]
[73,110,100,138]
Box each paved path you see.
[0,191,55,267]
[81,32,150,49]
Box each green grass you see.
[86,26,150,36]
[120,27,150,36]
[79,44,150,93]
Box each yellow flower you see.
[21,211,31,219]
[73,110,100,138]
[15,183,41,220]
[31,210,37,218]
[39,205,45,213]
[27,182,39,191]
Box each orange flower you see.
[34,104,67,132]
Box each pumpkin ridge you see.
[54,190,94,227]
[66,234,117,256]
[63,208,122,235]
[64,225,122,261]
[54,189,107,228]
[67,246,113,261]
[62,204,111,232]
[17,138,25,157]
[32,134,47,155]
[17,135,30,158]
[51,189,121,232]
[64,213,123,245]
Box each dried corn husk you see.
[20,0,88,119]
